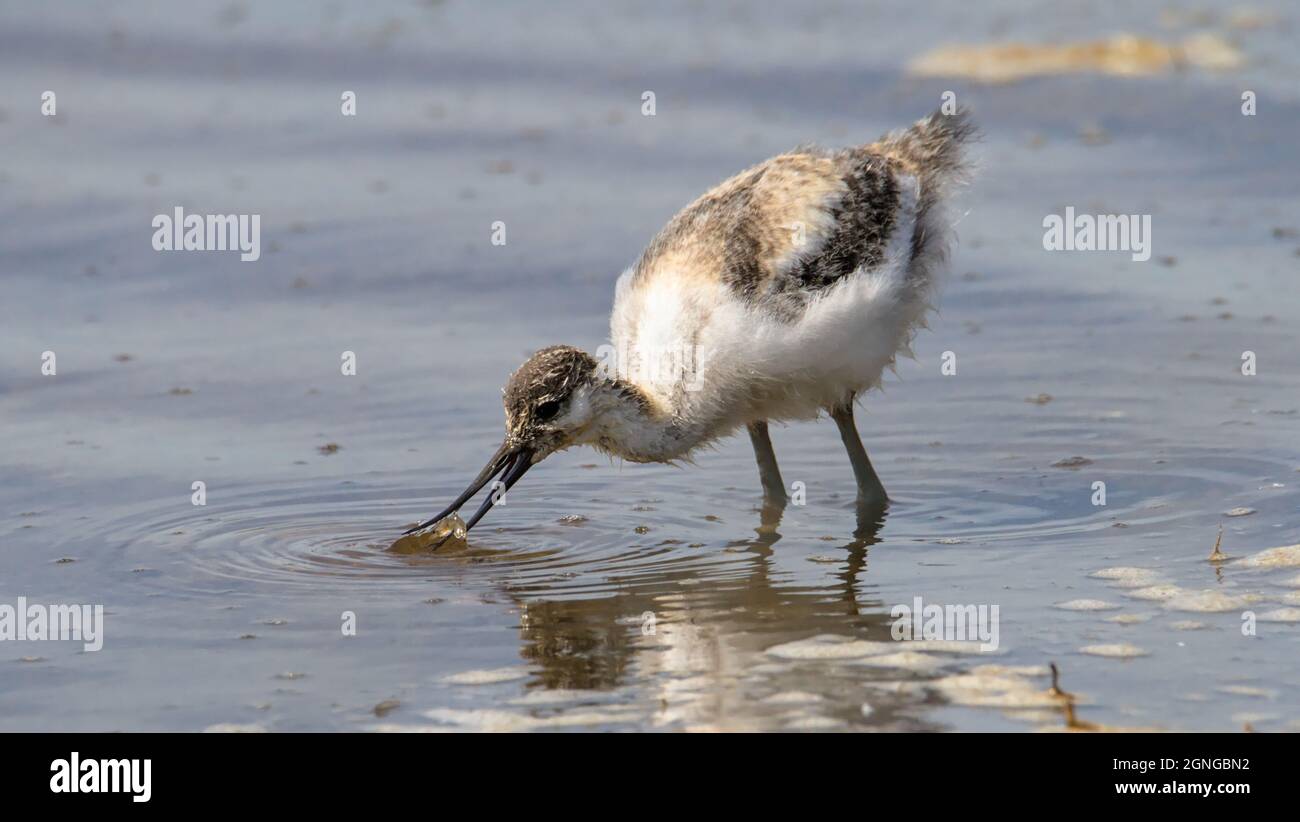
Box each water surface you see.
[2,0,1299,731]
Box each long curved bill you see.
[403,442,534,535]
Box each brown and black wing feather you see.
[629,108,976,313]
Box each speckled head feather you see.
[503,345,598,442]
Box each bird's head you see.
[502,344,601,462]
[405,345,605,534]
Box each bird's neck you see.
[578,378,706,463]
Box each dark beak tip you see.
[403,442,535,535]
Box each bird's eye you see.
[535,400,561,422]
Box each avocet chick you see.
[408,108,976,533]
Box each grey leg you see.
[829,404,887,504]
[746,421,788,505]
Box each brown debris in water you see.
[1048,662,1074,702]
[389,512,468,554]
[1052,456,1093,469]
[317,443,341,455]
[1208,526,1227,562]
[1079,123,1111,146]
[1062,701,1102,732]
[1045,663,1162,733]
[908,33,1243,83]
[1040,664,1097,730]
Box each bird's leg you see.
[746,421,789,507]
[829,404,888,504]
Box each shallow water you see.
[2,0,1299,731]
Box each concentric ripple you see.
[84,444,1300,604]
[91,475,764,597]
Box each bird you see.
[407,107,976,535]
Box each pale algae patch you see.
[203,723,268,733]
[1233,712,1280,725]
[907,33,1243,83]
[1099,551,1296,616]
[783,715,844,730]
[927,665,1070,709]
[761,690,824,705]
[1055,599,1118,611]
[1105,613,1155,625]
[1237,544,1300,569]
[1169,620,1210,631]
[1163,590,1264,613]
[744,662,788,676]
[1090,567,1165,588]
[1258,608,1300,623]
[863,680,926,697]
[1124,584,1183,602]
[417,706,644,731]
[852,651,949,672]
[1079,643,1149,658]
[907,639,996,655]
[1218,685,1277,699]
[765,635,895,660]
[764,634,993,661]
[507,689,599,707]
[440,666,531,685]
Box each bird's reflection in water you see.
[509,497,930,729]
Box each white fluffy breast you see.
[609,170,931,436]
